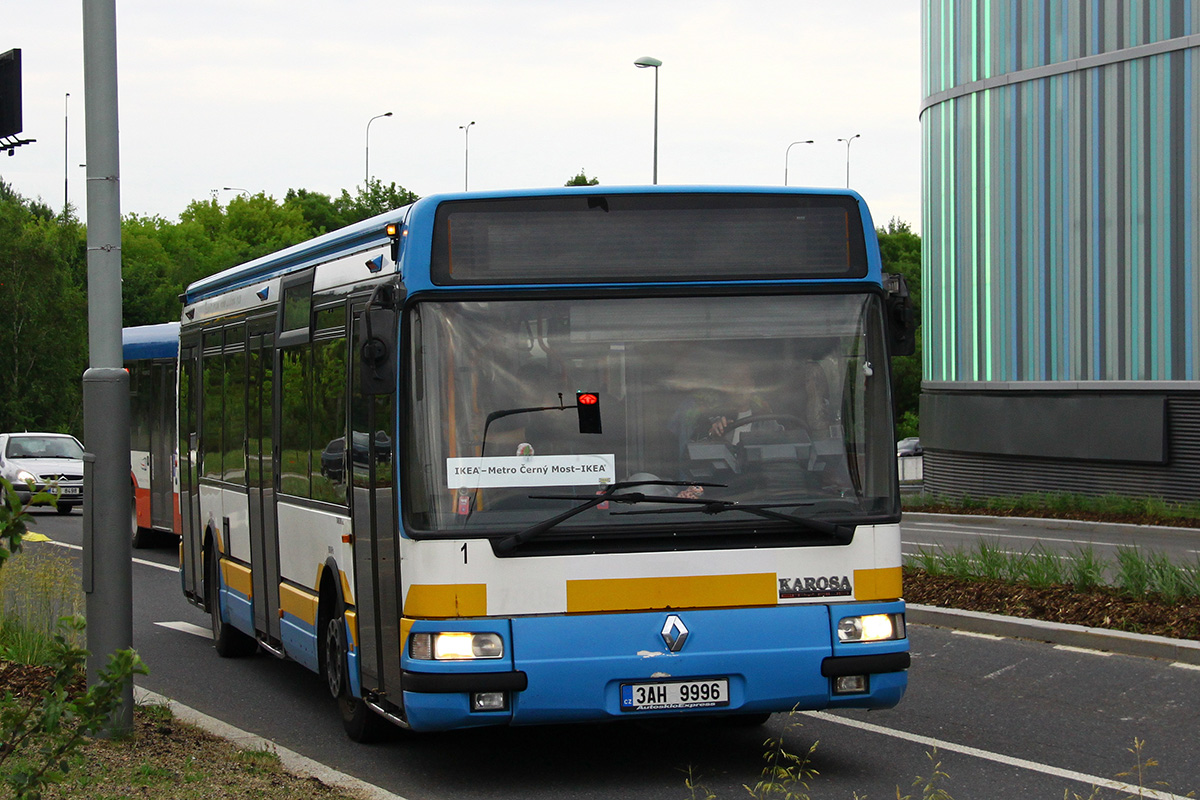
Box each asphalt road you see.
[21,509,1200,800]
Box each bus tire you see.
[131,494,151,549]
[321,597,386,742]
[206,544,257,658]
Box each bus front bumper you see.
[399,602,908,732]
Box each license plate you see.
[620,678,730,711]
[59,487,81,496]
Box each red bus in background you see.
[122,322,181,548]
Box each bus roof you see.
[122,322,180,360]
[182,186,875,305]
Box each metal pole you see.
[784,139,813,186]
[64,93,69,213]
[460,121,475,191]
[838,134,860,188]
[365,111,392,186]
[652,68,658,185]
[82,0,133,736]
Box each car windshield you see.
[403,292,898,537]
[6,436,84,460]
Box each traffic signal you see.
[576,391,602,434]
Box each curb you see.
[133,686,407,800]
[907,604,1200,665]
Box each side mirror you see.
[882,273,918,357]
[358,307,397,396]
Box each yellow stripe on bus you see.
[566,573,777,614]
[853,567,903,601]
[280,583,319,626]
[219,559,253,598]
[403,584,488,618]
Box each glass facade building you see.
[920,2,1200,501]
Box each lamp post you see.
[783,139,813,186]
[633,56,662,185]
[222,187,249,196]
[459,121,475,191]
[837,134,860,188]
[64,93,70,213]
[365,111,393,186]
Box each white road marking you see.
[903,526,1129,549]
[1170,662,1200,672]
[155,621,213,639]
[1053,645,1113,657]
[905,522,1007,532]
[26,537,178,572]
[952,630,1003,640]
[801,711,1194,800]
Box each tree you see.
[334,178,419,223]
[0,182,88,435]
[876,217,922,440]
[565,169,599,187]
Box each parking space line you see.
[801,711,1193,800]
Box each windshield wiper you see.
[492,480,724,555]
[613,499,854,543]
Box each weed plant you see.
[0,547,83,663]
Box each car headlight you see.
[14,470,38,486]
[409,632,504,660]
[837,613,906,643]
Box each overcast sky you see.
[5,1,922,231]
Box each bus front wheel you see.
[322,610,387,742]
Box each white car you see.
[0,432,85,514]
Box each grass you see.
[907,541,1200,601]
[19,703,362,800]
[904,491,1200,528]
[0,545,83,663]
[0,541,363,800]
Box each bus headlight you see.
[837,613,905,643]
[409,632,504,660]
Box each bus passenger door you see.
[178,344,204,603]
[248,330,282,646]
[349,302,401,702]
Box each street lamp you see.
[459,121,475,191]
[64,93,70,213]
[365,111,393,186]
[222,187,250,196]
[633,56,662,185]
[837,134,860,188]
[783,139,813,186]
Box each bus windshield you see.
[403,292,898,541]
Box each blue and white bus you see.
[179,187,916,740]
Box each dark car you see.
[320,437,347,482]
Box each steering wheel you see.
[705,413,807,442]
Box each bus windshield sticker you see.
[447,454,616,489]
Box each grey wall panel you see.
[924,395,1200,503]
[922,392,1167,463]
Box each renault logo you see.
[661,615,689,653]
